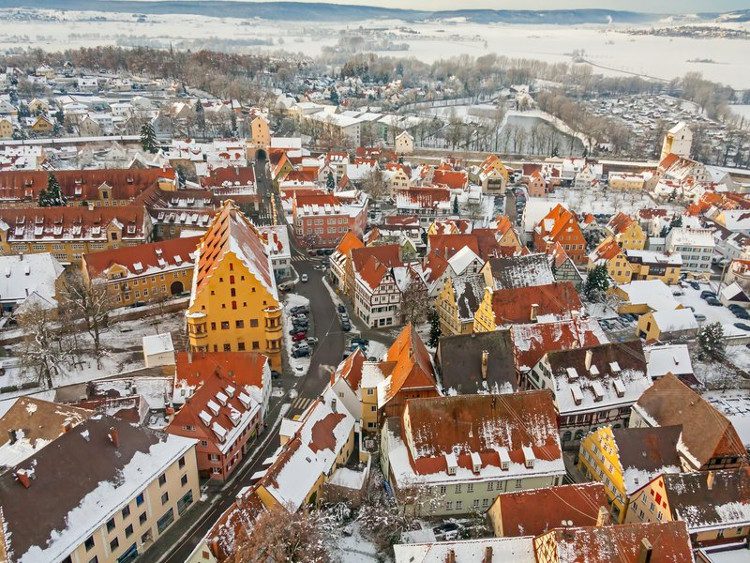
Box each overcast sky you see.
[245,1,750,12]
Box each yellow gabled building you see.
[578,425,682,523]
[186,200,282,369]
[436,275,485,336]
[587,238,631,284]
[605,212,646,251]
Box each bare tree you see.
[60,272,111,365]
[400,278,429,326]
[16,303,68,389]
[231,506,333,563]
[361,168,387,199]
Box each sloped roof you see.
[429,234,480,260]
[489,282,582,326]
[352,244,402,290]
[84,235,200,279]
[200,165,255,188]
[436,330,517,395]
[612,426,682,494]
[544,521,693,563]
[192,200,276,301]
[492,482,607,537]
[333,348,366,391]
[662,468,750,532]
[175,351,268,389]
[379,324,438,406]
[486,253,554,290]
[633,374,746,467]
[606,212,637,236]
[511,318,608,372]
[589,238,623,263]
[334,230,364,256]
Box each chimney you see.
[707,470,715,490]
[61,421,72,433]
[530,303,539,321]
[445,549,456,563]
[8,429,17,445]
[108,427,120,448]
[16,470,30,489]
[596,506,611,527]
[331,398,337,413]
[585,349,593,370]
[637,538,653,563]
[481,350,489,381]
[482,546,493,563]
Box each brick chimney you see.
[530,303,539,321]
[445,549,456,563]
[481,350,489,381]
[482,546,493,563]
[596,506,611,527]
[16,469,31,489]
[108,427,120,448]
[585,349,593,371]
[707,470,715,490]
[637,538,653,563]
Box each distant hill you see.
[0,1,662,24]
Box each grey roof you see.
[487,253,555,290]
[436,330,517,395]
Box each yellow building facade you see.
[0,118,13,139]
[186,201,282,370]
[473,288,497,333]
[578,427,629,522]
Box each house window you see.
[106,518,115,532]
[156,508,175,534]
[125,524,134,538]
[122,506,130,519]
[515,479,522,489]
[158,474,167,486]
[236,320,244,328]
[136,493,144,506]
[161,492,169,505]
[221,321,230,330]
[181,474,188,487]
[250,319,258,327]
[237,342,246,351]
[456,501,463,510]
[178,456,185,469]
[252,341,259,350]
[455,484,461,494]
[446,501,453,511]
[224,344,231,352]
[139,512,147,525]
[85,536,95,551]
[110,538,119,551]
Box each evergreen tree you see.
[671,215,683,228]
[330,88,340,105]
[698,322,725,360]
[326,171,335,191]
[195,100,205,134]
[452,195,459,215]
[428,308,441,348]
[39,173,65,207]
[140,122,158,153]
[584,264,610,300]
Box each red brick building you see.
[292,192,368,249]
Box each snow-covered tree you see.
[60,272,111,365]
[140,121,158,153]
[584,264,610,301]
[17,303,69,389]
[231,506,333,563]
[452,195,459,215]
[326,170,335,191]
[38,173,66,207]
[698,322,725,360]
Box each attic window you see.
[522,446,536,468]
[610,362,621,373]
[571,383,583,406]
[225,385,235,397]
[589,365,600,376]
[613,379,626,398]
[238,392,251,409]
[592,381,605,402]
[496,447,510,470]
[445,452,458,476]
[207,399,220,416]
[566,367,579,381]
[198,410,211,426]
[470,451,482,474]
[216,392,228,406]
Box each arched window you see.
[231,301,237,310]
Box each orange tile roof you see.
[606,212,636,235]
[432,168,467,189]
[422,250,450,283]
[175,351,268,388]
[201,166,255,188]
[493,482,608,537]
[537,204,583,242]
[658,153,681,170]
[193,200,274,297]
[383,324,437,404]
[351,244,402,289]
[334,231,364,255]
[511,318,607,371]
[84,236,200,279]
[591,238,623,262]
[332,348,366,390]
[490,282,582,325]
[429,234,480,259]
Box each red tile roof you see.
[332,348,366,390]
[606,212,636,235]
[511,318,607,372]
[175,351,268,389]
[432,168,467,189]
[490,282,582,325]
[83,236,200,279]
[590,238,623,262]
[493,483,608,537]
[0,168,174,203]
[403,390,561,476]
[201,166,255,188]
[351,244,402,290]
[429,234,480,259]
[334,231,364,255]
[382,324,437,405]
[422,250,450,284]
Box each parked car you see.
[305,337,319,346]
[706,297,722,306]
[731,306,750,320]
[689,281,701,290]
[734,323,750,331]
[270,370,281,379]
[291,305,309,315]
[337,304,346,314]
[324,249,333,255]
[291,331,307,341]
[292,347,310,358]
[316,249,325,256]
[341,321,352,331]
[339,312,349,321]
[300,273,309,283]
[350,337,369,346]
[671,289,684,296]
[700,290,716,299]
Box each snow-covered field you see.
[3,9,750,88]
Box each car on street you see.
[305,337,319,346]
[734,323,750,331]
[339,312,349,322]
[324,249,333,255]
[291,331,307,341]
[350,337,369,346]
[300,273,309,282]
[730,305,750,319]
[271,370,281,379]
[316,249,325,256]
[337,304,346,314]
[700,290,717,299]
[689,281,701,290]
[291,347,310,358]
[695,314,707,322]
[341,320,351,331]
[706,297,722,306]
[290,305,309,315]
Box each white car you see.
[301,274,309,282]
